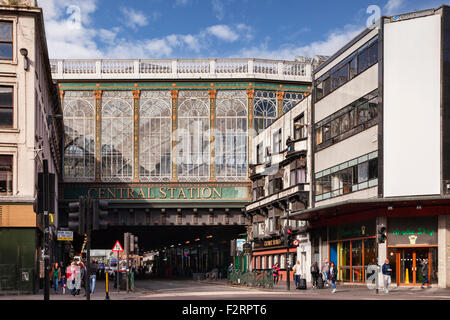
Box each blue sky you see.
[38,0,450,60]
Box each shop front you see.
[387,216,438,286]
[328,219,376,283]
[252,236,297,281]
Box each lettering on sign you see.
[87,187,223,200]
[263,239,281,247]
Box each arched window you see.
[177,90,210,181]
[139,91,171,181]
[101,91,133,182]
[215,90,248,181]
[253,91,277,133]
[63,91,95,181]
[283,92,303,113]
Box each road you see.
[1,278,450,300]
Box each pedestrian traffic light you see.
[68,196,86,234]
[378,225,387,243]
[93,199,109,230]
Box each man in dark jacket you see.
[421,259,429,289]
[382,259,392,294]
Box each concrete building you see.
[290,6,450,288]
[0,0,63,293]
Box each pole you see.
[286,209,290,291]
[43,163,50,301]
[375,219,379,294]
[117,251,119,293]
[105,270,110,300]
[44,210,50,300]
[126,233,129,293]
[86,198,91,301]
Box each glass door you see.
[394,247,437,285]
[399,249,414,284]
[351,240,363,282]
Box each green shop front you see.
[387,216,438,286]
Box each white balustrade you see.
[51,58,312,81]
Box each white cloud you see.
[384,0,404,15]
[235,24,363,60]
[174,0,190,7]
[120,7,150,30]
[206,25,239,42]
[212,0,225,21]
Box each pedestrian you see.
[310,261,320,289]
[329,261,337,293]
[90,260,98,294]
[382,259,392,293]
[61,274,67,294]
[66,261,80,296]
[292,261,302,288]
[272,263,280,284]
[321,258,330,287]
[227,263,234,274]
[421,259,429,289]
[50,262,61,293]
[98,260,105,279]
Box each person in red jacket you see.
[272,263,280,284]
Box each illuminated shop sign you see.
[388,217,437,246]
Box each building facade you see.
[50,57,316,274]
[0,0,63,293]
[245,94,313,282]
[291,6,450,288]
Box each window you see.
[315,152,378,201]
[0,155,12,195]
[0,22,13,60]
[273,129,282,154]
[177,90,210,181]
[256,143,263,164]
[283,92,303,113]
[253,91,277,133]
[294,114,305,140]
[315,90,378,148]
[314,36,378,102]
[215,90,248,181]
[101,91,134,182]
[139,91,172,181]
[63,91,95,181]
[290,158,306,186]
[0,86,13,128]
[349,56,358,79]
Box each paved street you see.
[1,278,449,300]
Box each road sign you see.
[293,239,299,246]
[57,230,73,241]
[112,240,124,252]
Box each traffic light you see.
[68,196,86,234]
[287,227,293,246]
[92,199,109,230]
[378,225,387,243]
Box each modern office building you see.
[290,6,450,288]
[245,94,313,282]
[0,0,63,293]
[50,56,316,274]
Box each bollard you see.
[105,272,110,300]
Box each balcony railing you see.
[50,58,312,81]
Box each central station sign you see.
[63,185,250,201]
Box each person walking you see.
[292,261,302,288]
[329,261,337,293]
[66,261,80,296]
[50,262,61,293]
[90,260,98,294]
[321,259,330,287]
[421,259,429,289]
[272,263,280,284]
[310,261,320,289]
[382,259,392,293]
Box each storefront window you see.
[351,240,363,282]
